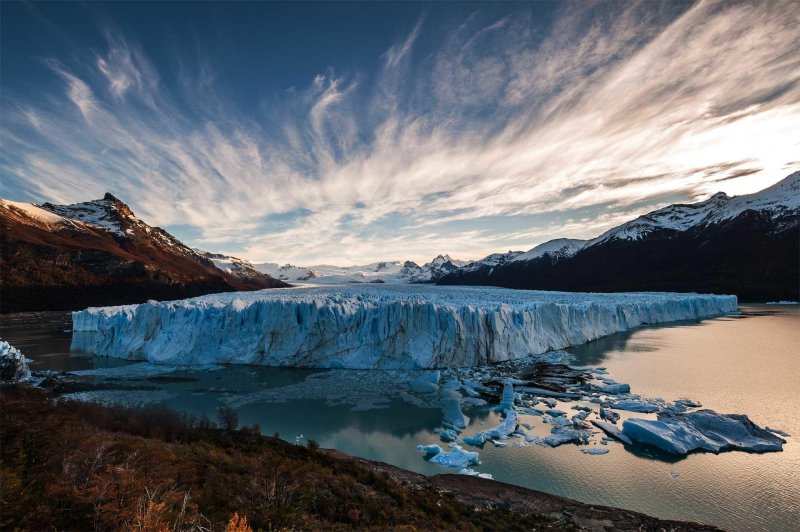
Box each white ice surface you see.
[622,410,786,455]
[72,285,737,369]
[428,444,480,468]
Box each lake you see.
[1,304,798,531]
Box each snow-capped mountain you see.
[0,193,286,312]
[440,172,800,301]
[510,238,587,262]
[587,172,800,247]
[194,250,281,289]
[252,255,467,284]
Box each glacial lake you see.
[2,304,798,532]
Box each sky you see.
[1,1,799,265]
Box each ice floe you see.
[622,410,786,455]
[428,444,480,468]
[416,444,443,455]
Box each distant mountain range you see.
[439,172,800,301]
[0,194,286,312]
[2,172,796,311]
[249,254,467,285]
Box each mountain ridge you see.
[438,172,800,301]
[0,194,287,312]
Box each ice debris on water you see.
[428,444,480,468]
[439,429,458,443]
[591,420,633,445]
[459,468,493,480]
[622,410,786,455]
[416,444,443,455]
[499,381,515,410]
[581,448,610,455]
[410,371,440,393]
[610,400,661,413]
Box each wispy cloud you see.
[2,0,799,264]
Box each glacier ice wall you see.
[72,285,737,369]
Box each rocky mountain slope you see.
[439,172,800,301]
[0,193,286,312]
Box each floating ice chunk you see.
[441,391,469,429]
[591,420,633,445]
[622,410,786,455]
[581,448,610,455]
[550,416,572,428]
[490,439,508,448]
[499,381,515,410]
[461,386,481,398]
[675,399,702,408]
[543,428,589,447]
[416,444,443,455]
[524,434,543,444]
[600,407,620,423]
[442,378,462,390]
[462,433,486,447]
[592,382,631,394]
[439,429,458,442]
[0,341,31,383]
[670,471,680,478]
[611,400,661,413]
[461,397,488,407]
[458,468,493,480]
[484,410,519,440]
[521,422,534,430]
[571,411,590,422]
[410,374,439,394]
[546,409,567,417]
[429,444,480,468]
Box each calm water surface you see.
[1,305,798,531]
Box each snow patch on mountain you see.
[588,171,800,246]
[72,285,737,369]
[510,239,587,263]
[41,194,136,237]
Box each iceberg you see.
[441,390,470,429]
[499,381,515,410]
[416,444,443,455]
[543,428,589,447]
[0,341,31,383]
[72,285,737,369]
[428,444,480,468]
[622,410,786,455]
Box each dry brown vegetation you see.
[1,386,565,531]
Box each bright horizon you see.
[2,1,799,265]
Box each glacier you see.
[71,285,737,369]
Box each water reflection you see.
[1,307,798,532]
